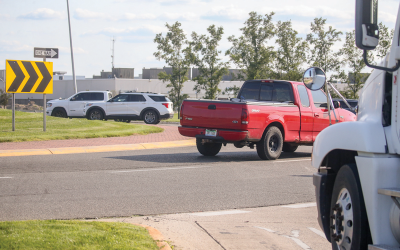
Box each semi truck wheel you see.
[282,143,298,152]
[196,138,222,156]
[256,126,283,160]
[330,164,370,250]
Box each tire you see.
[125,120,131,123]
[196,138,222,156]
[256,126,283,160]
[330,164,371,250]
[143,110,159,124]
[282,143,298,153]
[88,109,104,120]
[52,108,67,118]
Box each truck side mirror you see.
[355,0,379,50]
[302,67,326,91]
[333,101,340,109]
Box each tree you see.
[0,89,11,109]
[307,17,342,80]
[272,20,308,81]
[189,25,229,99]
[376,22,394,61]
[154,21,190,115]
[336,30,373,99]
[226,11,276,80]
[222,86,240,98]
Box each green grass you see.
[0,220,159,250]
[164,113,180,123]
[0,109,163,143]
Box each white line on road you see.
[0,177,12,179]
[191,210,250,217]
[274,159,310,163]
[111,165,212,173]
[281,202,316,208]
[283,235,311,250]
[308,227,327,239]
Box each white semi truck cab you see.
[309,0,400,249]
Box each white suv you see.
[84,92,174,124]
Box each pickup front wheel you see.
[196,138,222,156]
[256,126,283,160]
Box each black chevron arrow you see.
[21,61,38,92]
[35,62,52,93]
[7,61,25,92]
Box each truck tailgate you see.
[181,100,245,130]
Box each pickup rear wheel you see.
[282,143,298,153]
[330,164,370,250]
[88,109,103,120]
[256,126,283,160]
[196,138,222,156]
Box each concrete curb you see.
[0,139,196,157]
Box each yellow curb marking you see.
[0,139,196,157]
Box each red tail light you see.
[241,108,249,124]
[162,103,169,108]
[179,104,184,120]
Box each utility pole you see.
[67,0,77,94]
[111,37,115,69]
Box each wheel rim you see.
[90,110,101,120]
[332,188,354,249]
[269,135,279,152]
[145,112,155,123]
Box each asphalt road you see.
[0,144,315,221]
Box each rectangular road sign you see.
[5,59,53,94]
[34,47,58,59]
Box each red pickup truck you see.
[178,80,356,160]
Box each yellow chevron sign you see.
[6,59,53,94]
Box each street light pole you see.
[66,0,77,94]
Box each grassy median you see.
[0,109,164,143]
[0,220,159,250]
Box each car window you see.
[108,93,113,100]
[273,83,293,102]
[111,94,129,102]
[128,94,146,102]
[71,93,91,101]
[91,93,104,101]
[149,95,168,102]
[238,82,260,100]
[260,84,273,101]
[311,90,327,107]
[297,85,310,107]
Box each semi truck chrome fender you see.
[312,121,386,169]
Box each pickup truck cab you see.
[179,80,356,160]
[46,91,113,118]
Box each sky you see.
[0,0,397,78]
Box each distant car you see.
[84,92,174,124]
[46,91,113,118]
[333,98,358,114]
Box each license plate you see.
[205,129,217,137]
